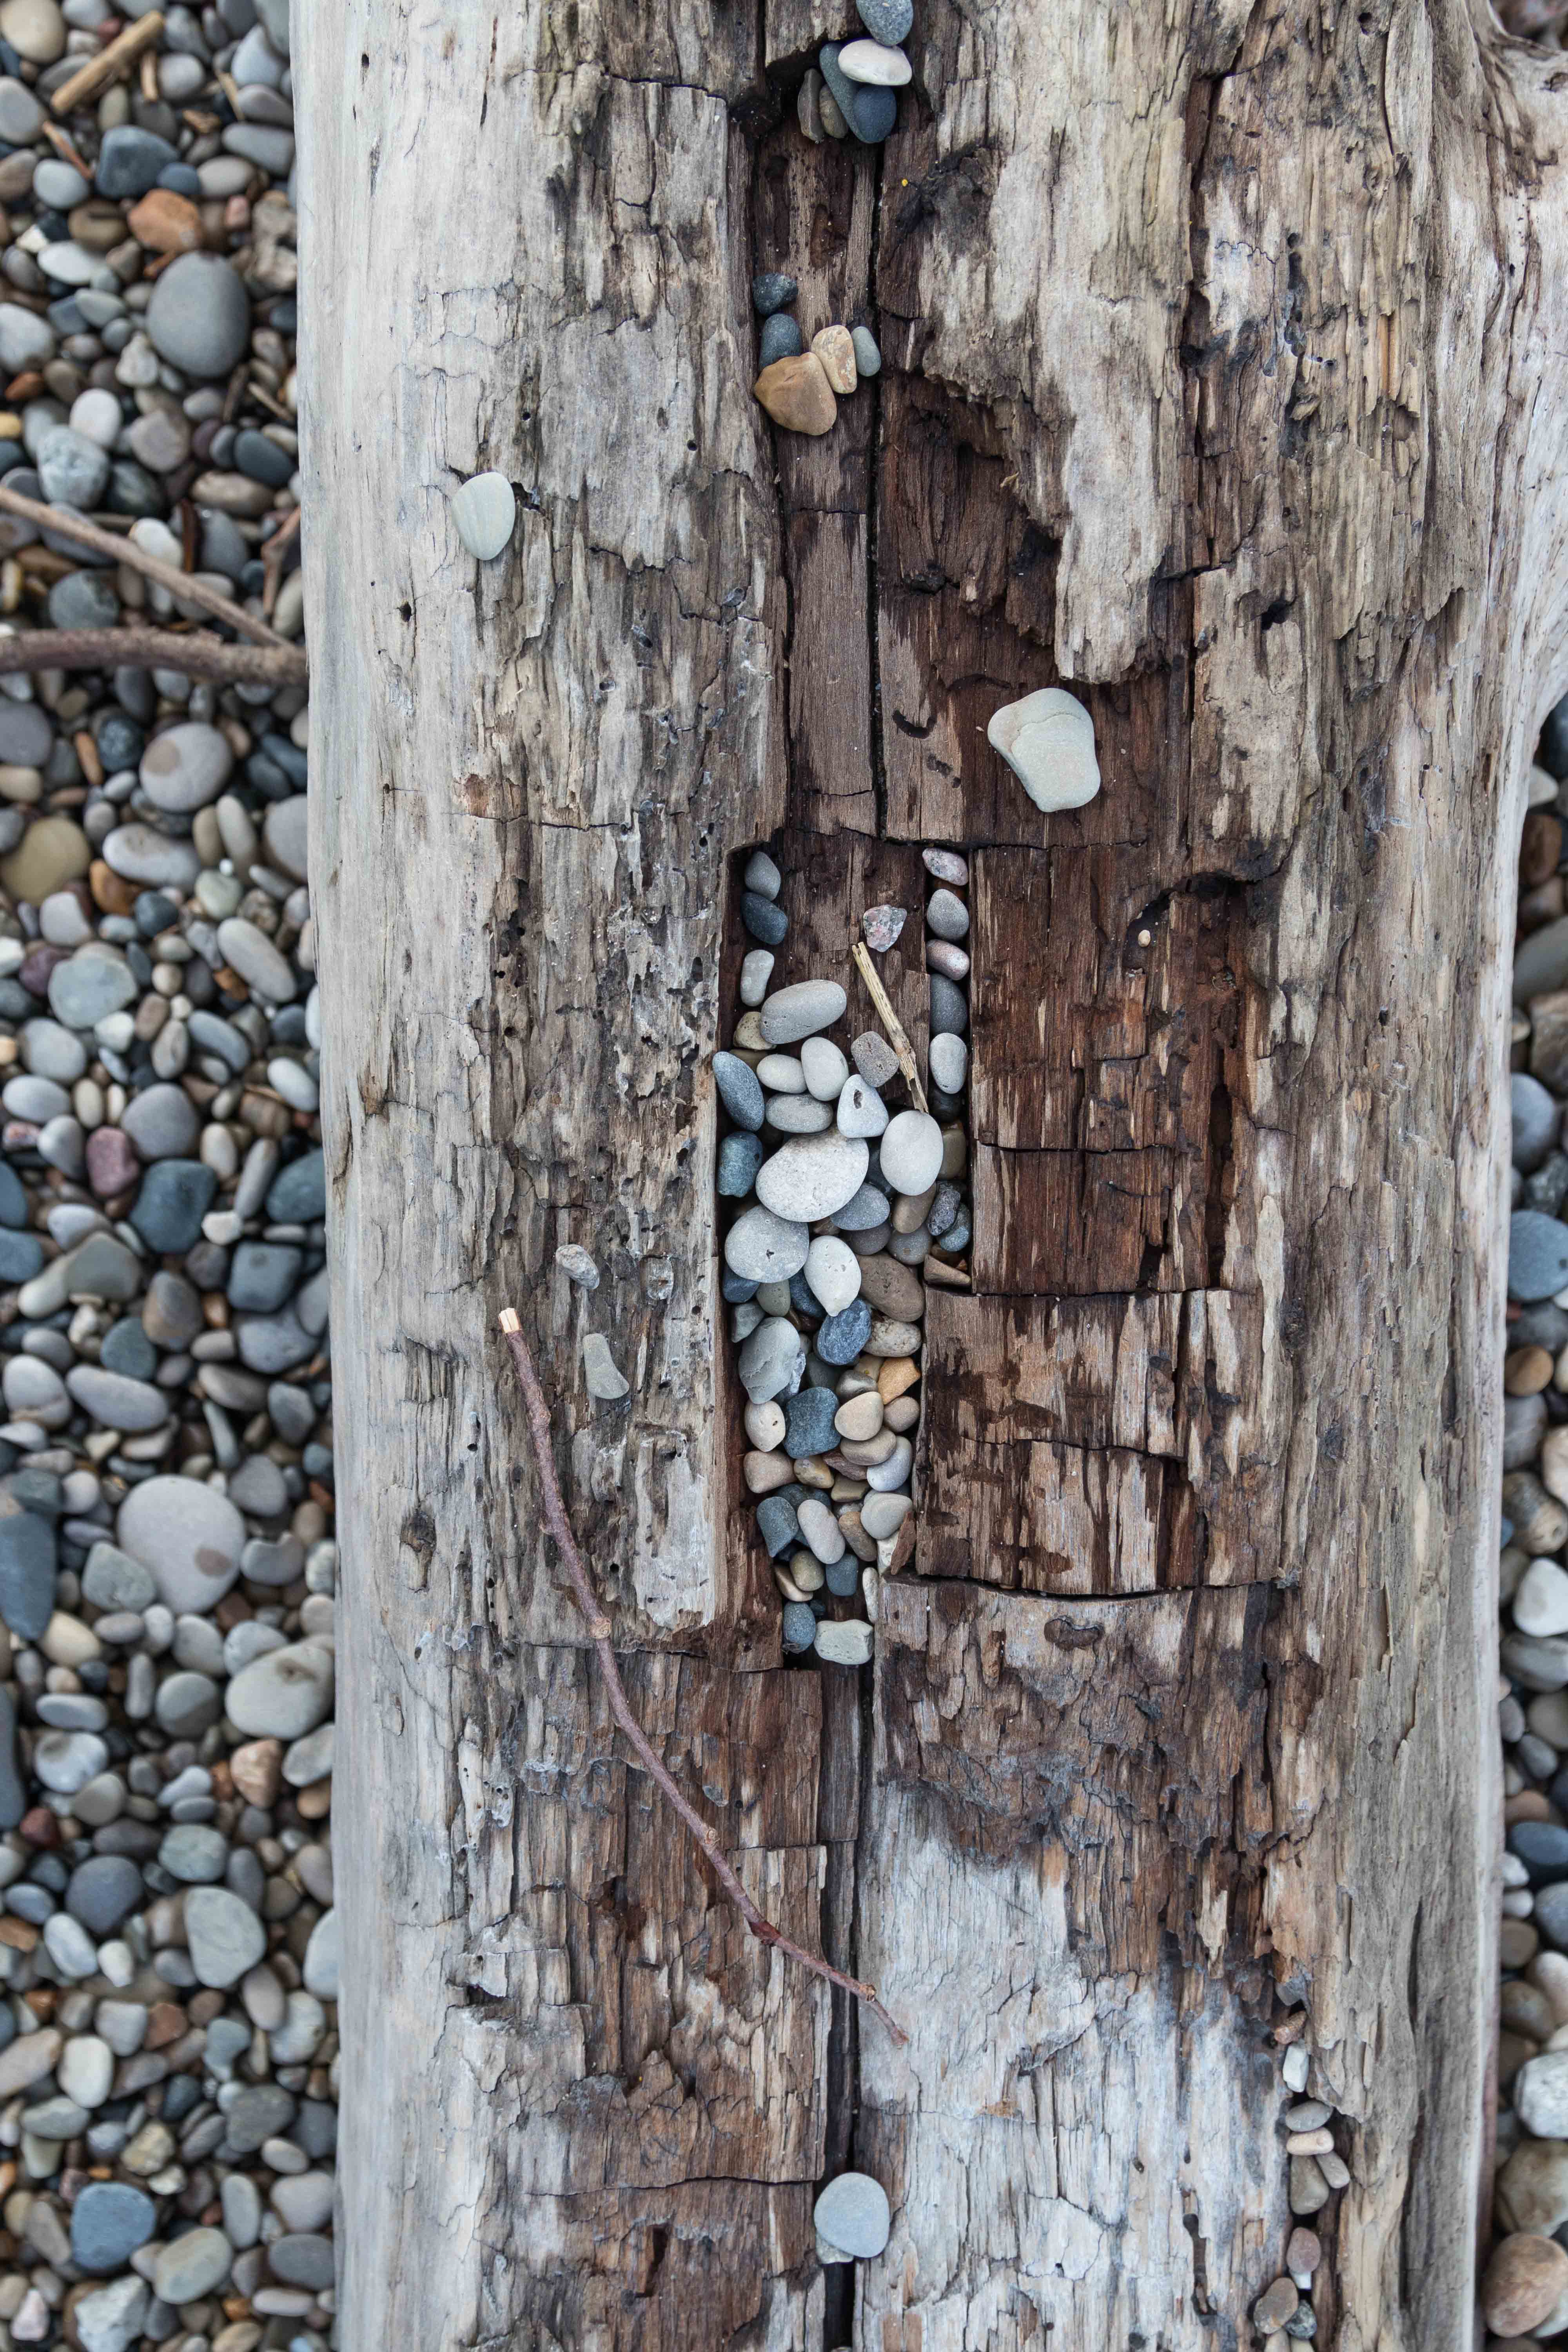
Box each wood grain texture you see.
[297,0,1568,2339]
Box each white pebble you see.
[801,1035,849,1101]
[987,686,1101,813]
[740,949,774,1006]
[450,469,516,561]
[805,1234,861,1315]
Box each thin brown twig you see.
[498,1307,908,2045]
[0,626,307,684]
[0,483,291,650]
[851,939,929,1112]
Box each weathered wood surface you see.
[297,0,1568,2342]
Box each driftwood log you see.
[298,0,1568,2340]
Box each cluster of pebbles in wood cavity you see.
[1483,693,1568,2346]
[0,4,337,2346]
[718,844,971,1662]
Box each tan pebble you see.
[1506,1791,1559,1826]
[39,1612,100,1668]
[1,814,89,904]
[829,1476,867,1502]
[1284,2127,1333,2156]
[1510,1345,1556,1396]
[883,1393,919,1432]
[789,1551,825,1592]
[811,324,857,394]
[940,1122,967,1178]
[1528,1950,1568,2026]
[838,1429,898,1467]
[838,1508,877,1562]
[1483,2234,1568,2336]
[1504,1982,1558,2041]
[733,1010,766,1052]
[1285,2227,1321,2276]
[877,1356,920,1403]
[744,1450,795,1496]
[773,1561,810,1604]
[744,1400,786,1451]
[1498,2138,1568,2236]
[855,1254,924,1319]
[1503,1917,1542,1969]
[127,189,204,254]
[866,1315,921,1359]
[795,1457,834,1490]
[753,353,837,436]
[797,66,825,139]
[835,1391,884,1442]
[1252,2278,1297,2332]
[1287,2155,1329,2215]
[891,1183,934,1235]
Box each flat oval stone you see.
[742,890,788,945]
[216,915,296,1003]
[988,686,1101,812]
[814,2171,891,2258]
[117,1476,244,1615]
[227,1639,334,1739]
[927,938,970,980]
[759,313,801,365]
[757,1053,806,1093]
[724,1203,809,1282]
[880,1109,944,1196]
[857,1254,925,1319]
[866,1436,914,1491]
[1513,1211,1568,1302]
[139,721,233,813]
[65,1365,169,1432]
[801,1036,849,1100]
[781,1600,816,1651]
[833,1183,891,1232]
[753,270,798,315]
[813,323,858,394]
[850,323,882,377]
[930,974,968,1036]
[740,949,775,1005]
[753,353,837,436]
[146,250,249,376]
[0,1500,55,1639]
[72,2180,156,2274]
[450,470,515,561]
[838,34,910,80]
[815,1618,873,1666]
[929,1033,968,1093]
[760,980,848,1045]
[797,1497,846,1564]
[152,2223,232,2305]
[766,1095,833,1134]
[926,886,969,941]
[755,1132,869,1222]
[757,1495,800,1558]
[713,1050,764,1131]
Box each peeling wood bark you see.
[298,0,1567,2341]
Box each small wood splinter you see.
[498,1305,908,2045]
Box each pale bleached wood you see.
[298,0,1568,2342]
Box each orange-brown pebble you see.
[877,1355,920,1404]
[144,2002,187,2049]
[1509,1345,1556,1396]
[230,1737,284,1807]
[811,323,857,394]
[89,859,138,915]
[1507,1790,1560,1826]
[753,352,837,436]
[1503,1917,1543,1969]
[127,188,205,254]
[1483,2233,1568,2336]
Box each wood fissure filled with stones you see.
[294,0,1562,2339]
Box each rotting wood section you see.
[298,0,1568,2342]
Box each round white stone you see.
[56,2033,111,2107]
[744,1400,786,1450]
[814,1618,875,1669]
[724,1204,810,1282]
[740,949,775,1006]
[757,1053,806,1094]
[801,1035,849,1101]
[929,1033,967,1093]
[1517,1557,1568,1637]
[837,1075,888,1138]
[766,1095,833,1134]
[879,1109,943,1196]
[987,686,1101,813]
[117,1477,245,1616]
[813,2171,891,2259]
[450,470,516,561]
[755,1132,869,1223]
[865,1436,913,1492]
[805,1235,861,1315]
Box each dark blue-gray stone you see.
[1543,695,1568,782]
[721,1269,758,1303]
[817,1301,872,1365]
[0,1501,54,1640]
[1511,1210,1568,1303]
[1528,1153,1568,1215]
[269,2234,334,2290]
[227,1241,303,1313]
[752,270,797,316]
[72,2180,156,2274]
[756,1495,799,1558]
[930,974,968,1036]
[67,1853,144,1935]
[0,1162,25,1229]
[7,1886,53,1924]
[1515,1073,1560,1174]
[295,2100,336,2159]
[7,1469,60,1519]
[48,570,119,631]
[1536,1880,1568,1951]
[224,2083,297,2154]
[95,125,178,198]
[850,84,898,141]
[934,1216,970,1258]
[927,1181,962,1239]
[819,44,858,129]
[717,1132,765,1198]
[781,1601,816,1651]
[784,1386,838,1458]
[0,1688,19,1831]
[760,313,802,367]
[742,891,788,946]
[713,1051,764,1133]
[857,0,913,38]
[131,1160,217,1254]
[100,1319,156,1381]
[0,1228,41,1283]
[233,428,293,488]
[1510,1821,1568,1885]
[266,1148,325,1223]
[825,1555,859,1597]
